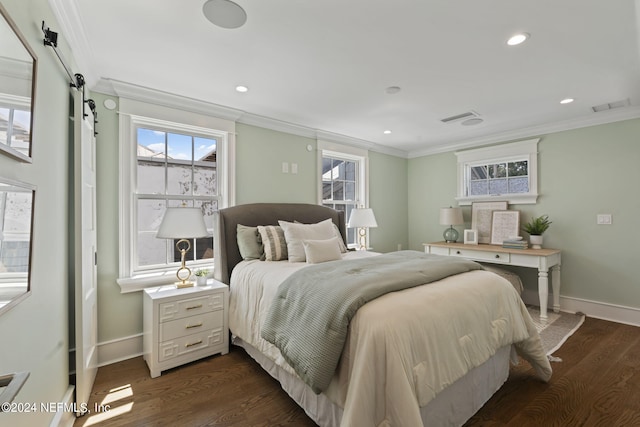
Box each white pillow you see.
[278,218,335,262]
[303,237,343,264]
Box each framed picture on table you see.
[471,201,507,244]
[490,210,520,245]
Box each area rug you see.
[526,306,585,356]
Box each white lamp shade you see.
[439,207,463,226]
[157,207,209,239]
[348,208,378,228]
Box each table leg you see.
[552,264,561,313]
[538,269,549,320]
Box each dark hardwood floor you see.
[73,317,640,427]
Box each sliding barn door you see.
[73,90,98,413]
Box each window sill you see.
[455,193,538,206]
[117,271,186,293]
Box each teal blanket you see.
[261,250,483,393]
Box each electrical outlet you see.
[597,214,612,225]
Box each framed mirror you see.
[0,3,37,163]
[0,178,35,315]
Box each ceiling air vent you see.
[440,110,480,124]
[592,98,631,113]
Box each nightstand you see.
[143,280,229,378]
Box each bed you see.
[213,203,551,427]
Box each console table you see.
[423,241,561,320]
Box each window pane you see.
[469,180,488,196]
[322,158,333,179]
[167,132,193,162]
[345,182,356,200]
[488,163,506,178]
[137,161,165,194]
[508,177,529,193]
[471,165,487,180]
[508,161,528,177]
[137,199,165,232]
[489,178,508,194]
[137,128,166,194]
[322,182,332,200]
[332,181,344,200]
[193,165,215,196]
[345,161,356,181]
[167,163,193,195]
[137,232,167,267]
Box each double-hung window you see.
[118,99,235,292]
[318,141,369,247]
[455,139,539,205]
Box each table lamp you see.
[157,207,209,288]
[439,207,463,243]
[348,208,378,250]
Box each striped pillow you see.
[257,225,288,261]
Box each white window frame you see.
[455,138,539,205]
[317,140,369,248]
[117,99,235,292]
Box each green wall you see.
[408,119,640,308]
[0,0,74,425]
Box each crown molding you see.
[93,78,409,158]
[407,106,640,158]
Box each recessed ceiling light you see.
[235,85,248,93]
[560,98,574,104]
[383,130,392,134]
[385,86,401,95]
[507,33,529,46]
[203,0,247,29]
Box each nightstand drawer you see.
[451,248,510,263]
[158,328,225,362]
[160,310,223,342]
[159,293,224,322]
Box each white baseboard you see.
[522,290,640,327]
[50,386,75,427]
[97,333,143,367]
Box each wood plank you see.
[74,317,639,427]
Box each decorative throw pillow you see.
[294,219,348,253]
[303,237,343,264]
[331,223,348,253]
[237,224,264,260]
[257,225,288,261]
[278,218,336,262]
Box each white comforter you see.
[229,252,551,427]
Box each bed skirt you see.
[233,337,511,427]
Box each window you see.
[455,139,539,205]
[136,127,217,269]
[118,99,235,292]
[318,141,369,247]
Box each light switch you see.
[282,162,289,173]
[597,214,612,225]
[291,163,298,174]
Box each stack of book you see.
[502,238,528,249]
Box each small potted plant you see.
[194,268,209,286]
[522,215,552,249]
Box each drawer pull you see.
[495,254,500,259]
[456,251,461,255]
[186,323,203,329]
[186,304,203,310]
[185,340,203,348]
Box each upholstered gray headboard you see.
[213,203,346,284]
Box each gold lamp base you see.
[174,239,194,288]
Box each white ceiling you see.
[49,0,640,157]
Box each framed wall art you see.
[471,201,507,244]
[490,210,520,245]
